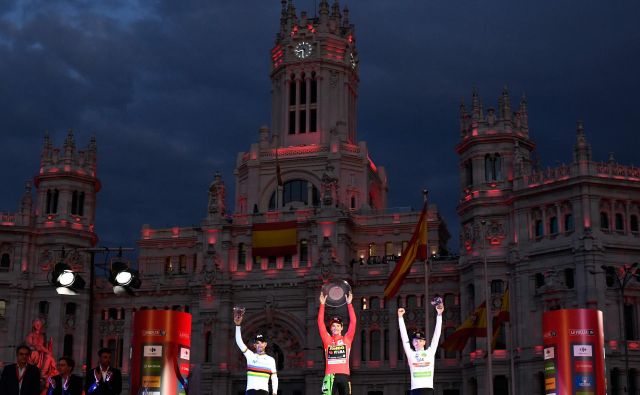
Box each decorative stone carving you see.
[208,172,226,216]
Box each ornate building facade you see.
[1,1,639,395]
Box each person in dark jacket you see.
[86,348,122,395]
[0,344,42,395]
[47,356,83,395]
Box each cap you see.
[329,316,343,326]
[252,333,268,343]
[411,331,426,340]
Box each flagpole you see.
[481,219,493,395]
[423,189,429,340]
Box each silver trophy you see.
[430,296,443,307]
[321,280,352,308]
[233,306,246,321]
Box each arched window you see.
[164,257,173,274]
[370,330,381,361]
[368,243,377,259]
[610,368,620,394]
[464,160,473,187]
[299,240,308,265]
[494,375,508,395]
[52,189,59,213]
[491,280,504,294]
[65,303,77,316]
[600,212,610,230]
[39,301,49,315]
[63,334,73,356]
[71,191,78,215]
[179,255,187,274]
[238,243,246,268]
[631,215,639,232]
[0,253,10,269]
[360,330,367,362]
[384,329,389,361]
[549,216,558,234]
[564,213,574,232]
[406,295,417,309]
[205,331,212,362]
[484,153,502,181]
[109,308,118,320]
[78,192,85,216]
[269,180,320,209]
[46,189,52,214]
[444,327,456,358]
[615,213,625,231]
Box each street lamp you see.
[601,263,639,394]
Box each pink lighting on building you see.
[319,221,334,237]
[207,230,218,244]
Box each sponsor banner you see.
[574,375,594,388]
[573,344,593,357]
[143,345,163,357]
[544,347,555,360]
[574,360,594,373]
[544,361,556,375]
[570,329,594,336]
[141,376,161,388]
[180,347,190,361]
[142,359,162,374]
[179,363,190,377]
[545,377,556,390]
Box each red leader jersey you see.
[317,303,357,375]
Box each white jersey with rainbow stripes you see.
[235,326,278,393]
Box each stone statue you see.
[26,318,58,392]
[207,172,226,216]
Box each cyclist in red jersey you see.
[318,291,356,395]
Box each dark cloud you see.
[1,0,639,251]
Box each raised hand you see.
[435,303,445,316]
[319,292,327,305]
[346,291,353,304]
[397,308,405,317]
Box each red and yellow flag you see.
[383,202,428,300]
[491,287,510,350]
[252,221,297,256]
[442,301,488,351]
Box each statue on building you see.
[321,164,338,207]
[25,318,58,389]
[207,172,226,216]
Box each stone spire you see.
[208,171,226,218]
[20,181,33,214]
[499,85,511,121]
[471,88,481,122]
[573,121,592,162]
[342,5,350,27]
[331,0,342,22]
[63,129,76,162]
[41,131,53,165]
[87,135,97,170]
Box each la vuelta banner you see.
[130,310,192,395]
[542,309,606,395]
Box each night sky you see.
[1,1,639,252]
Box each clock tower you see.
[234,0,386,214]
[270,0,359,146]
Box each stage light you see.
[51,262,86,295]
[109,260,141,295]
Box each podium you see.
[130,310,192,395]
[542,309,606,395]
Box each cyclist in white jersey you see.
[234,313,278,395]
[398,302,444,395]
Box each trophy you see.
[430,296,443,307]
[321,280,352,308]
[233,306,246,322]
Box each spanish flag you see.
[442,301,488,351]
[383,201,428,300]
[252,221,297,257]
[491,287,510,350]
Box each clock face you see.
[294,42,313,59]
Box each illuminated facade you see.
[2,1,639,395]
[457,90,640,394]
